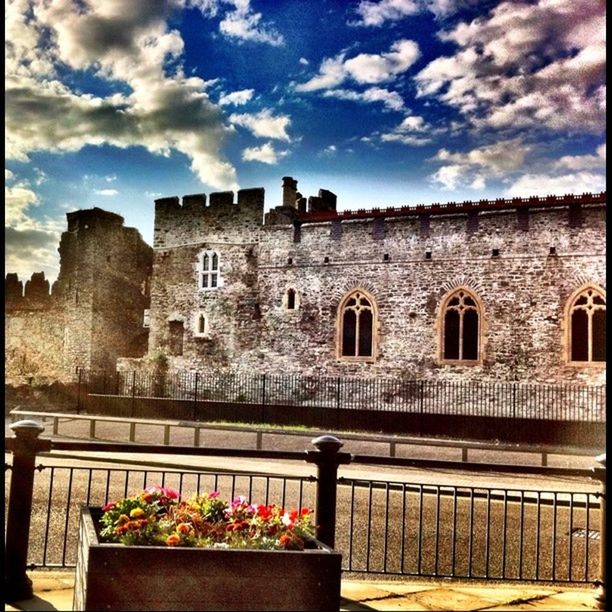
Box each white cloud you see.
[553,145,606,171]
[415,0,605,134]
[321,145,337,156]
[299,57,309,66]
[350,0,481,26]
[219,88,255,106]
[378,114,434,146]
[241,142,288,164]
[6,169,14,180]
[6,183,39,228]
[323,87,405,111]
[430,164,464,190]
[5,180,62,281]
[229,109,291,141]
[428,140,606,195]
[296,39,420,92]
[218,1,284,46]
[428,138,533,189]
[5,0,239,191]
[432,139,532,174]
[351,0,420,27]
[94,189,119,196]
[505,172,606,198]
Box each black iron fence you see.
[78,368,606,423]
[4,421,606,603]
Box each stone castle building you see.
[4,178,606,386]
[5,208,152,383]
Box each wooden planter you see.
[73,507,342,611]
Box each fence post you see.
[131,370,136,418]
[305,435,351,549]
[592,453,606,610]
[76,367,82,414]
[260,374,267,422]
[4,420,51,602]
[193,372,199,422]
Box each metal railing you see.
[78,368,606,422]
[4,420,606,606]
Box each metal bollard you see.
[592,453,605,610]
[4,420,51,602]
[305,435,351,549]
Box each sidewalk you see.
[4,570,602,611]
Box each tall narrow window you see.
[338,290,377,361]
[568,287,606,363]
[287,288,296,310]
[168,320,184,356]
[194,312,208,337]
[441,289,481,362]
[198,250,222,290]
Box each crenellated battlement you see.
[297,191,606,224]
[5,271,55,310]
[153,188,265,248]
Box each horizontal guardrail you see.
[8,409,600,467]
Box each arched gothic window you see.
[567,286,606,363]
[440,289,481,362]
[198,250,222,290]
[337,290,377,361]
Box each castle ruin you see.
[4,179,606,387]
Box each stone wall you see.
[5,208,153,383]
[146,182,605,387]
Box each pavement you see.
[4,570,603,611]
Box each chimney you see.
[282,176,298,209]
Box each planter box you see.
[73,507,342,611]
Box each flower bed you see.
[73,487,342,611]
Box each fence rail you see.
[3,420,606,603]
[79,369,606,423]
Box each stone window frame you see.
[563,284,606,367]
[283,287,300,311]
[336,288,379,363]
[197,250,223,291]
[194,311,209,337]
[437,286,485,366]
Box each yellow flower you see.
[130,507,145,518]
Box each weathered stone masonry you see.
[5,208,153,383]
[4,181,604,388]
[139,180,605,386]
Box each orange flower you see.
[166,534,181,546]
[177,522,191,534]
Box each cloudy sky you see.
[6,0,606,283]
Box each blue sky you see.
[5,0,606,283]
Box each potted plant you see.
[73,486,342,611]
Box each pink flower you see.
[101,502,116,512]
